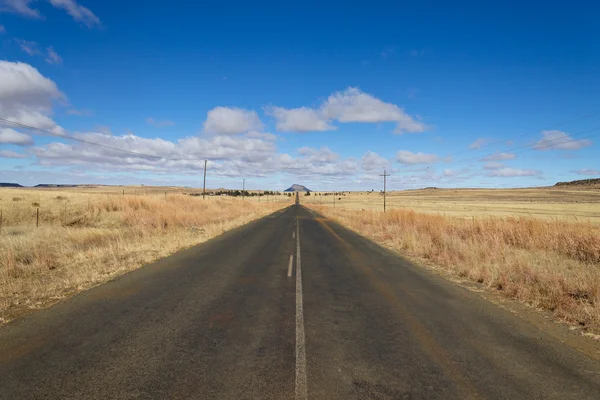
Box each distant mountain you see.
[555,178,600,187]
[0,183,23,188]
[284,184,311,192]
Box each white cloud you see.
[29,131,278,173]
[0,128,34,145]
[361,151,390,172]
[1,0,100,27]
[443,169,457,176]
[28,131,360,181]
[481,152,516,161]
[0,25,6,34]
[280,147,357,178]
[0,149,29,159]
[48,0,100,27]
[246,131,277,141]
[267,87,427,134]
[488,168,542,177]
[297,146,339,163]
[0,61,65,133]
[16,39,40,55]
[469,138,489,149]
[203,107,263,135]
[322,87,427,134]
[265,106,334,132]
[45,47,62,65]
[483,162,504,170]
[572,169,600,176]
[0,0,41,18]
[534,130,592,151]
[181,135,276,163]
[146,117,175,127]
[396,150,439,165]
[15,41,62,65]
[19,124,553,189]
[94,125,112,135]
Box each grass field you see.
[305,186,600,223]
[306,185,600,334]
[0,186,290,323]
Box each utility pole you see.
[333,192,335,208]
[380,169,390,213]
[202,159,207,200]
[242,178,245,201]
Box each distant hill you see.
[34,184,79,188]
[284,184,311,192]
[0,183,23,188]
[555,178,600,187]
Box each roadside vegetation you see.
[306,187,600,223]
[0,188,289,323]
[309,205,600,333]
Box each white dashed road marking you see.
[288,254,294,278]
[295,218,307,400]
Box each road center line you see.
[295,218,308,400]
[288,254,294,277]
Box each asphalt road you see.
[1,205,599,399]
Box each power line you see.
[0,117,209,163]
[444,110,600,159]
[400,127,600,175]
[502,131,599,157]
[444,126,600,168]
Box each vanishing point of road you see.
[1,205,599,399]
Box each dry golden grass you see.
[308,186,600,223]
[308,203,600,333]
[0,188,290,323]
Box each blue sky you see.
[0,0,598,190]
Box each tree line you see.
[190,190,289,197]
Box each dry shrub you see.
[310,206,600,332]
[0,190,290,322]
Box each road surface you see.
[1,205,599,399]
